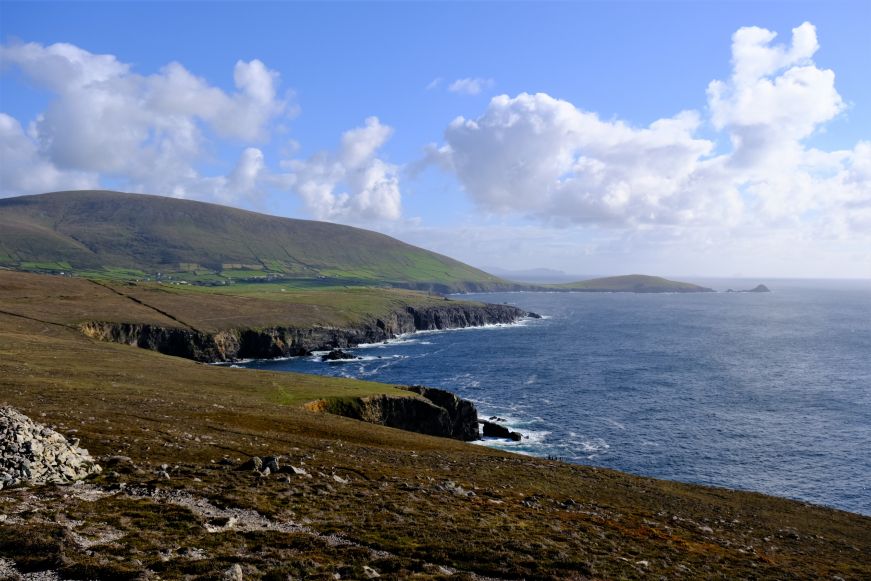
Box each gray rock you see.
[223,563,243,580]
[0,407,101,487]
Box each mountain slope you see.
[0,190,508,291]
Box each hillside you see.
[0,191,717,295]
[0,190,509,292]
[0,271,868,579]
[551,274,714,293]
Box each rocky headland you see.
[307,385,482,442]
[80,302,527,363]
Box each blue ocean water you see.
[241,280,871,515]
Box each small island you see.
[726,284,771,293]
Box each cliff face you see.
[398,386,480,440]
[310,385,481,441]
[80,302,525,363]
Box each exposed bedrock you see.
[309,386,481,441]
[80,302,526,363]
[399,386,481,441]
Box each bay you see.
[241,279,871,515]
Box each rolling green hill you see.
[0,190,509,292]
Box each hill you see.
[552,274,714,293]
[0,190,510,292]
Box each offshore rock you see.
[480,420,523,441]
[0,406,101,488]
[321,349,358,361]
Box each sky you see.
[1,1,869,279]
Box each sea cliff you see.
[79,302,526,362]
[307,385,481,441]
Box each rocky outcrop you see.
[310,386,481,442]
[480,420,523,441]
[0,406,101,488]
[398,386,480,440]
[356,395,457,438]
[321,349,359,361]
[80,302,527,363]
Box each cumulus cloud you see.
[284,117,402,221]
[0,113,97,194]
[438,93,729,225]
[429,22,868,237]
[448,77,495,95]
[0,41,288,198]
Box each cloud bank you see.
[430,22,869,238]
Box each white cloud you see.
[0,113,97,195]
[708,22,843,143]
[426,77,443,90]
[0,41,289,199]
[448,77,494,96]
[439,92,727,226]
[429,22,868,239]
[286,117,402,222]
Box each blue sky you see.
[2,1,870,278]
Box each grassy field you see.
[0,271,869,579]
[0,271,468,334]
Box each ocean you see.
[240,279,871,515]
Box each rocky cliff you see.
[309,386,481,441]
[398,386,480,440]
[80,302,526,363]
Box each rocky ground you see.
[1,407,101,489]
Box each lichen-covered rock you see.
[0,407,101,488]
